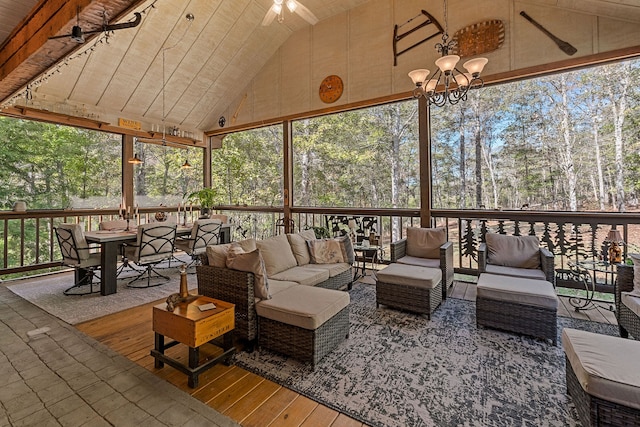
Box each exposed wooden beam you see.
[0,0,147,103]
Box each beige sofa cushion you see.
[477,273,558,309]
[270,266,330,287]
[375,264,441,289]
[397,256,440,269]
[406,227,446,259]
[630,253,640,294]
[485,264,547,280]
[563,328,640,410]
[256,285,350,330]
[256,234,298,276]
[486,233,541,269]
[267,280,299,297]
[206,238,256,267]
[226,247,270,300]
[307,262,351,277]
[287,229,317,265]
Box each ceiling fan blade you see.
[294,2,319,25]
[261,7,277,26]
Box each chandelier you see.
[408,0,488,107]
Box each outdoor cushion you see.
[486,233,541,269]
[622,292,640,317]
[205,238,256,267]
[397,255,440,269]
[563,328,640,410]
[256,234,298,276]
[255,285,350,330]
[270,266,330,286]
[307,262,351,277]
[337,235,355,265]
[308,239,345,264]
[226,246,270,300]
[630,253,640,295]
[405,227,446,259]
[485,264,547,280]
[477,273,558,309]
[267,280,299,297]
[375,263,441,289]
[287,229,317,265]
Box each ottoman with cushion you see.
[562,328,640,426]
[375,263,443,318]
[256,285,350,367]
[476,273,558,344]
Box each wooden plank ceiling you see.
[0,0,639,134]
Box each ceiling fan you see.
[262,0,319,26]
[49,8,142,43]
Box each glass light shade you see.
[456,72,473,87]
[408,69,430,85]
[435,54,460,72]
[425,79,438,91]
[463,57,488,76]
[273,3,282,14]
[286,0,297,12]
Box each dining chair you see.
[54,223,102,295]
[174,219,223,268]
[124,223,177,288]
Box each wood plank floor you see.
[76,278,618,427]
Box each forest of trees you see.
[0,58,638,214]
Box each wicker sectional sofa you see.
[196,231,353,355]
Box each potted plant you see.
[187,188,218,218]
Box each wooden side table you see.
[151,296,235,388]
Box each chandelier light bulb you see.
[286,0,297,13]
[408,69,430,85]
[425,79,438,92]
[273,3,282,14]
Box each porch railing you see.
[3,206,640,294]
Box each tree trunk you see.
[605,63,630,212]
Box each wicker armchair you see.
[615,264,640,339]
[390,239,454,300]
[478,241,555,284]
[196,254,258,349]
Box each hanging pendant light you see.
[181,158,192,169]
[408,0,488,107]
[128,153,143,164]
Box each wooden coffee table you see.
[151,296,235,388]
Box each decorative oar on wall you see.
[520,11,577,56]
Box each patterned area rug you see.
[6,254,196,325]
[235,282,618,427]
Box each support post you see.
[418,97,432,227]
[122,134,135,208]
[283,121,294,233]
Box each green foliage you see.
[187,188,218,209]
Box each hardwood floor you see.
[76,279,617,427]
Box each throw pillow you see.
[287,229,317,265]
[308,239,345,264]
[486,233,541,269]
[226,248,271,300]
[406,227,446,259]
[256,234,298,277]
[205,238,257,267]
[336,235,355,264]
[629,253,640,296]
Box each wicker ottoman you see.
[476,273,558,344]
[375,263,442,318]
[255,285,350,367]
[563,328,640,426]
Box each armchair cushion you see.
[630,253,640,295]
[226,246,271,300]
[486,233,541,269]
[397,255,440,269]
[485,264,547,280]
[406,227,446,259]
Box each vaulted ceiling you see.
[1,0,639,137]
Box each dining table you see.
[85,223,231,296]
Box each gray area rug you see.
[6,255,197,325]
[235,282,618,427]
